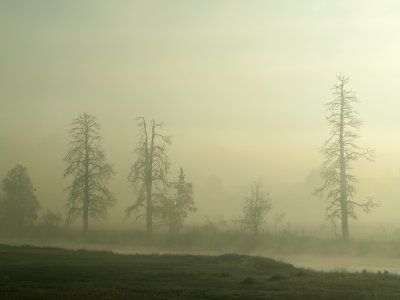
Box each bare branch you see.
[316,75,375,239]
[64,113,115,230]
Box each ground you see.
[0,244,399,299]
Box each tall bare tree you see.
[127,117,170,233]
[64,113,115,233]
[241,180,272,235]
[316,75,375,240]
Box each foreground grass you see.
[0,244,399,299]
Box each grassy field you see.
[1,244,400,299]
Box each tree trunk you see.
[145,122,156,234]
[146,182,153,233]
[84,170,89,234]
[83,123,89,235]
[169,216,178,234]
[169,219,173,234]
[339,81,349,241]
[254,185,258,235]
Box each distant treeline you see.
[0,75,381,241]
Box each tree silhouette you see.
[241,180,272,235]
[160,168,196,234]
[64,113,115,233]
[273,212,285,234]
[0,164,40,230]
[316,75,375,240]
[41,210,62,228]
[127,117,171,233]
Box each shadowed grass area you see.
[1,244,400,299]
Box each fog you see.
[2,0,400,256]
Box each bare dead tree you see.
[127,117,171,233]
[316,75,375,240]
[64,113,115,233]
[241,179,272,235]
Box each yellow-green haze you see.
[1,0,400,237]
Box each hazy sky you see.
[1,1,400,233]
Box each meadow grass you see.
[1,244,400,299]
